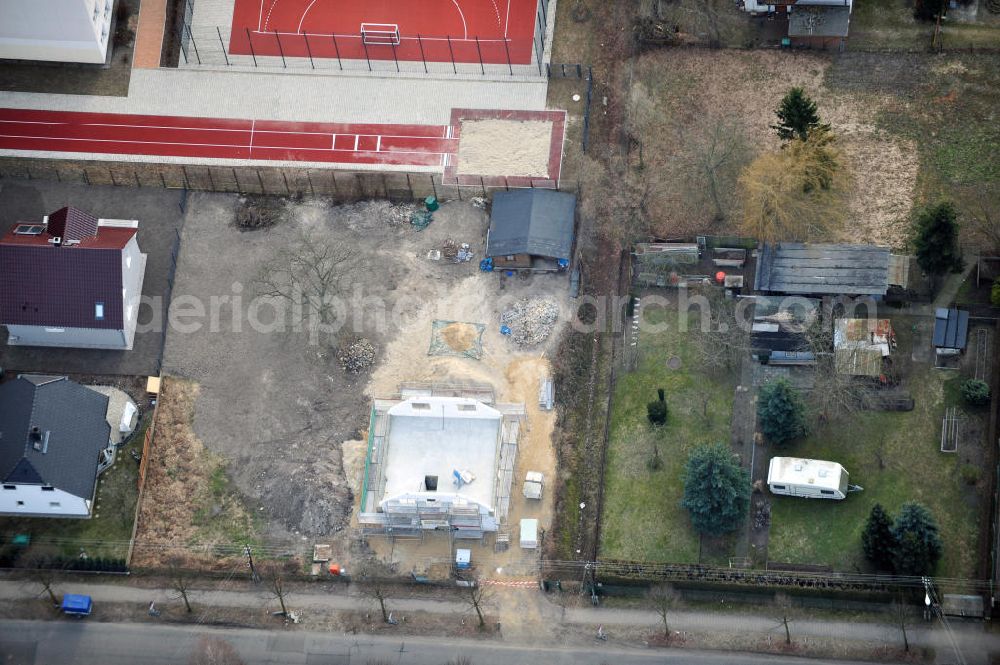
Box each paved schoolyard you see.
[0,178,186,377]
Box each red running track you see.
[229,0,538,65]
[0,108,455,168]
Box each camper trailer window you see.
[820,490,835,495]
[773,485,785,490]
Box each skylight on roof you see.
[95,302,105,320]
[13,224,44,236]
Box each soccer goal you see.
[361,23,401,45]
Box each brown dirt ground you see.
[440,322,479,352]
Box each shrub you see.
[962,378,991,406]
[647,399,668,426]
[960,464,980,486]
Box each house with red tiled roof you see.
[0,206,146,350]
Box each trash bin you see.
[424,195,439,212]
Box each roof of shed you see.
[754,243,890,296]
[487,189,575,259]
[0,376,111,500]
[788,5,852,38]
[933,308,969,350]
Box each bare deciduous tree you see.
[688,285,752,379]
[647,583,679,639]
[775,593,795,645]
[252,230,362,326]
[358,563,394,623]
[690,118,749,224]
[266,561,297,617]
[459,578,494,628]
[168,558,194,613]
[26,563,60,608]
[189,637,244,665]
[891,596,912,653]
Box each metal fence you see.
[0,157,574,201]
[175,0,553,78]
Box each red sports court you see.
[228,0,542,65]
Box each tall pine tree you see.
[891,503,942,576]
[772,88,829,142]
[681,443,750,536]
[757,378,807,446]
[913,202,964,277]
[861,504,896,571]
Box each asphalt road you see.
[0,619,885,665]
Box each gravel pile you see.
[338,337,377,373]
[499,298,560,347]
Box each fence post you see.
[405,173,413,199]
[217,27,230,66]
[182,165,190,189]
[480,176,487,196]
[83,168,91,185]
[362,37,372,71]
[475,36,484,75]
[503,38,513,76]
[245,27,258,67]
[186,24,201,65]
[417,34,428,74]
[282,171,290,195]
[233,168,241,193]
[273,29,286,67]
[303,32,315,69]
[390,41,400,72]
[256,168,265,194]
[446,36,457,74]
[206,167,215,190]
[109,166,116,186]
[134,170,141,187]
[160,172,166,188]
[583,66,593,154]
[534,33,543,76]
[429,174,437,200]
[331,33,343,70]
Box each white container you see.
[519,518,539,549]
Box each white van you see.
[767,457,849,500]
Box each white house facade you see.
[0,0,114,64]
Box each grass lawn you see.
[600,303,736,564]
[0,413,150,565]
[767,318,982,578]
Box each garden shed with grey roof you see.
[486,189,576,272]
[754,243,891,297]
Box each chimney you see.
[30,426,42,451]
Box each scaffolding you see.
[359,385,525,540]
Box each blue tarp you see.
[61,594,92,615]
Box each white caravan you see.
[767,457,849,500]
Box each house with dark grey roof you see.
[754,243,892,297]
[0,206,146,350]
[486,190,575,272]
[0,375,113,518]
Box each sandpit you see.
[456,119,552,177]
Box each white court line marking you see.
[0,134,453,156]
[504,0,511,38]
[488,0,501,30]
[0,119,456,141]
[353,135,359,151]
[251,29,507,42]
[263,0,280,31]
[249,119,255,156]
[376,135,381,152]
[331,133,336,150]
[451,0,468,39]
[297,0,319,33]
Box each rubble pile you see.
[338,337,377,373]
[499,298,560,347]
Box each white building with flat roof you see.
[360,387,523,540]
[0,0,114,64]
